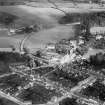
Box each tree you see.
[59,97,77,105]
[9,45,16,52]
[0,98,4,105]
[91,0,100,3]
[35,50,42,57]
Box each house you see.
[45,43,55,50]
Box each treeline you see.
[0,52,29,75]
[0,52,29,63]
[59,12,105,27]
[59,97,77,105]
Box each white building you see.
[90,27,105,35]
[45,43,55,50]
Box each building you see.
[90,27,105,35]
[45,43,55,51]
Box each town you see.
[0,0,105,105]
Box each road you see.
[0,91,26,105]
[0,72,15,78]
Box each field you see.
[0,97,18,105]
[0,4,105,52]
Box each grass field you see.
[0,4,104,52]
